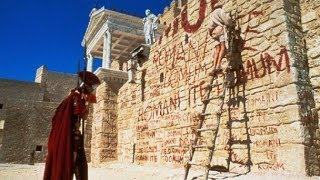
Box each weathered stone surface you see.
[87,68,128,165]
[112,0,320,176]
[2,0,320,178]
[301,0,320,132]
[35,65,77,102]
[0,100,57,163]
[0,66,77,163]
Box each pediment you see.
[82,11,106,45]
[86,14,103,37]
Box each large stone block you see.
[301,11,317,24]
[91,148,117,164]
[91,133,117,149]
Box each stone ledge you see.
[95,67,128,83]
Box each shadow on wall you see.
[188,20,251,179]
[225,20,252,174]
[217,21,251,176]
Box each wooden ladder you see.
[183,12,240,180]
[183,69,229,180]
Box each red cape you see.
[43,92,77,180]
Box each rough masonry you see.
[1,0,319,178]
[113,0,320,176]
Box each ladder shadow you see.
[225,76,252,174]
[188,41,250,180]
[224,24,252,177]
[184,12,250,180]
[210,22,251,179]
[191,171,245,180]
[200,67,250,180]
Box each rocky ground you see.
[0,162,319,180]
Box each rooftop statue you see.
[143,9,158,45]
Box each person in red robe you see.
[43,71,100,180]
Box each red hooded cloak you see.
[43,91,87,180]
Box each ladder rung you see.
[203,95,224,104]
[193,145,214,149]
[197,128,216,132]
[188,161,201,166]
[168,145,180,147]
[202,99,210,104]
[188,161,209,167]
[218,95,225,100]
[198,113,211,118]
[228,118,249,123]
[226,84,235,88]
[227,96,245,104]
[202,97,218,104]
[228,139,251,144]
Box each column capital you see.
[105,28,114,35]
[86,54,94,72]
[87,53,93,59]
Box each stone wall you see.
[0,79,45,162]
[117,0,320,176]
[159,0,182,26]
[0,99,57,163]
[91,82,118,164]
[84,104,94,162]
[117,82,140,163]
[35,65,77,102]
[0,79,44,101]
[0,66,78,163]
[300,0,320,174]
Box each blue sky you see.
[0,0,172,82]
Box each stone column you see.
[87,53,93,72]
[102,29,112,69]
